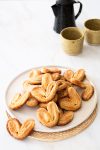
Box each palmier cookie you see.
[7,118,35,140]
[31,81,58,102]
[9,92,30,110]
[70,78,94,100]
[58,109,74,126]
[59,87,81,111]
[64,69,85,82]
[37,101,59,127]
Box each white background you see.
[0,0,100,150]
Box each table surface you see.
[0,0,100,150]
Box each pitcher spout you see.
[51,4,58,17]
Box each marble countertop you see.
[0,0,100,150]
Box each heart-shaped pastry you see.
[7,118,35,140]
[82,84,94,100]
[64,69,85,82]
[64,70,74,82]
[73,69,85,81]
[9,92,30,110]
[31,81,58,102]
[28,70,42,85]
[59,87,81,111]
[58,109,74,126]
[70,78,94,101]
[37,101,59,127]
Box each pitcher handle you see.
[73,1,83,19]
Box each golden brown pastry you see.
[28,69,42,85]
[70,78,86,88]
[23,80,34,92]
[37,101,59,127]
[51,73,61,81]
[28,75,42,85]
[31,81,58,102]
[29,70,41,78]
[57,88,68,98]
[57,80,68,91]
[60,75,66,81]
[7,118,35,140]
[41,67,61,74]
[42,73,53,89]
[82,84,94,101]
[70,78,94,100]
[46,81,58,98]
[58,109,74,126]
[64,69,85,82]
[59,87,81,111]
[26,96,39,107]
[73,69,85,81]
[64,70,74,82]
[31,87,46,102]
[9,92,30,110]
[39,94,58,109]
[39,102,48,109]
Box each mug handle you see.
[73,1,83,20]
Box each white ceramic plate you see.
[5,66,97,133]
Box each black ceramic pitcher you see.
[51,0,82,33]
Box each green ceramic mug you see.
[60,27,84,55]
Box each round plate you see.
[5,66,97,133]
